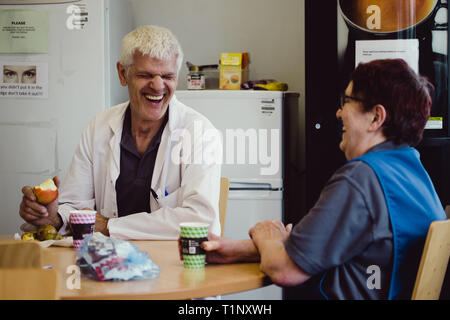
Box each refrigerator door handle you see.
[229,182,282,191]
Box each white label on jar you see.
[187,74,205,90]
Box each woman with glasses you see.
[198,59,447,300]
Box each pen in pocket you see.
[151,188,159,200]
[151,189,169,199]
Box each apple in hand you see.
[33,178,58,205]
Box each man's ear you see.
[369,104,387,132]
[117,62,128,86]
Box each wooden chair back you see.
[411,219,450,300]
[219,177,230,237]
[0,268,58,300]
[0,241,43,268]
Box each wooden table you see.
[0,236,270,299]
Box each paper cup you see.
[180,222,209,269]
[183,268,206,285]
[69,210,96,249]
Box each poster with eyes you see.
[337,0,449,135]
[0,61,48,98]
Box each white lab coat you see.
[57,95,222,239]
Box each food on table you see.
[21,225,63,241]
[36,224,63,240]
[21,231,37,241]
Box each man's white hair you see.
[120,25,183,73]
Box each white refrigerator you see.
[0,0,133,234]
[176,90,300,300]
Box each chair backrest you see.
[0,268,59,300]
[0,241,43,268]
[219,177,230,237]
[411,219,450,300]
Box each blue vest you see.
[352,147,446,299]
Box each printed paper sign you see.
[66,3,88,30]
[0,61,48,99]
[425,117,443,130]
[0,9,48,53]
[355,39,419,73]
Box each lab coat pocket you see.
[157,188,181,209]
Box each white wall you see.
[128,0,305,97]
[106,0,135,107]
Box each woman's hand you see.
[249,220,292,248]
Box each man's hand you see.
[19,176,62,229]
[95,213,110,236]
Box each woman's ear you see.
[369,104,387,131]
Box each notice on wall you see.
[0,61,48,99]
[355,39,419,74]
[66,3,89,30]
[0,9,48,53]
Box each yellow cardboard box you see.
[219,53,248,90]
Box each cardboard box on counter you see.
[219,52,248,90]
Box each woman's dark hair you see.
[350,59,434,146]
